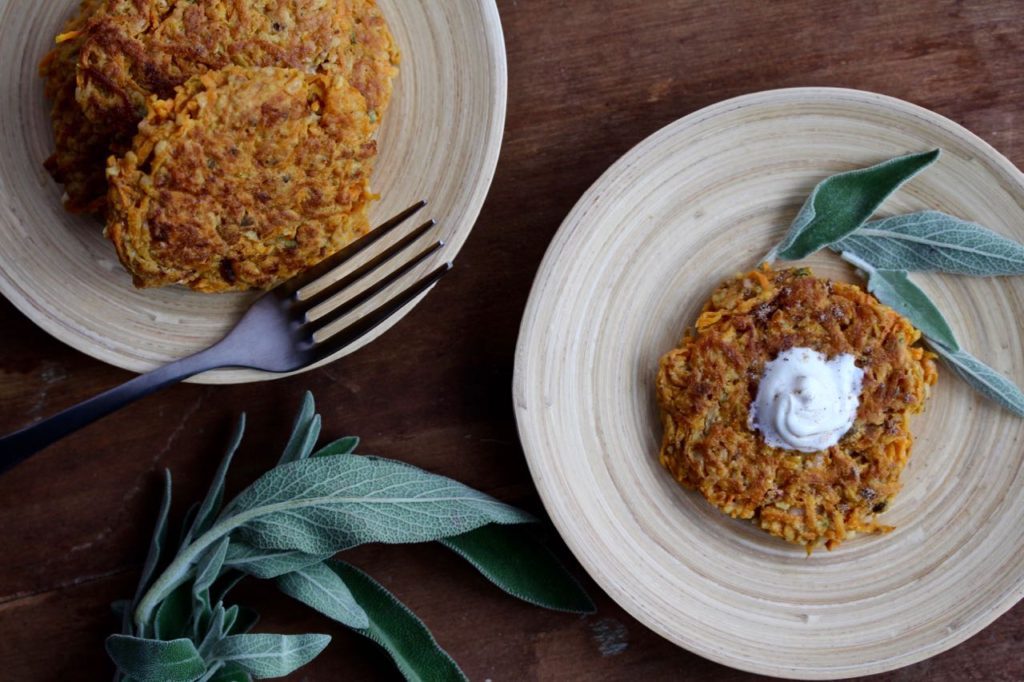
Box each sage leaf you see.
[223,542,329,580]
[277,561,369,629]
[440,525,595,614]
[834,211,1024,276]
[137,455,530,628]
[841,252,960,351]
[185,415,246,546]
[193,536,230,616]
[230,455,534,555]
[222,605,240,636]
[327,561,467,682]
[153,583,192,640]
[106,635,206,682]
[931,344,1024,417]
[312,436,360,458]
[277,392,321,465]
[211,633,330,679]
[771,149,939,261]
[197,603,228,657]
[133,470,173,637]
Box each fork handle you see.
[0,346,229,474]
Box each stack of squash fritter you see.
[41,0,398,292]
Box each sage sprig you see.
[766,151,1024,417]
[109,393,594,682]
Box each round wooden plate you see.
[513,88,1024,679]
[0,0,505,384]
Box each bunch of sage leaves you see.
[765,149,1024,416]
[107,393,594,682]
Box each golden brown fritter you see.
[76,0,397,136]
[39,0,125,212]
[656,266,937,551]
[106,66,377,292]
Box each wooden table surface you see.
[3,1,1024,680]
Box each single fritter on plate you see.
[106,66,377,292]
[76,0,398,134]
[656,266,937,551]
[39,0,127,212]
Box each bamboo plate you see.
[513,88,1024,679]
[0,0,505,384]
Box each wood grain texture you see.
[0,0,505,383]
[2,1,1024,681]
[514,88,1024,679]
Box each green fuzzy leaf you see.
[185,415,246,546]
[440,525,595,614]
[328,561,467,682]
[842,252,960,350]
[312,436,360,458]
[276,561,369,629]
[133,470,173,637]
[211,633,330,679]
[277,393,321,465]
[193,536,231,616]
[222,605,240,636]
[834,211,1024,276]
[106,635,206,682]
[153,583,192,640]
[931,344,1024,417]
[771,150,939,261]
[230,455,534,555]
[197,603,228,657]
[223,542,329,580]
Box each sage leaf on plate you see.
[770,149,939,261]
[276,561,369,629]
[440,525,595,614]
[841,252,960,351]
[834,211,1024,276]
[105,635,206,682]
[328,560,468,682]
[229,455,534,555]
[210,633,330,679]
[223,542,329,579]
[931,344,1024,417]
[277,392,321,465]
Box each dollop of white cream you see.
[748,347,864,453]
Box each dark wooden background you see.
[3,1,1023,679]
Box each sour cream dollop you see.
[748,347,864,453]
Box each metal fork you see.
[0,201,449,474]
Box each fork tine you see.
[302,240,444,334]
[276,200,427,297]
[292,219,437,314]
[311,262,453,362]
